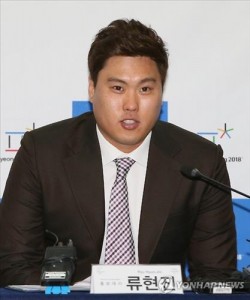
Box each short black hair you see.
[88,19,169,87]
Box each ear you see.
[88,77,95,103]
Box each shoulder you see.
[153,120,218,151]
[152,121,224,176]
[19,112,96,157]
[31,112,94,135]
[24,112,95,143]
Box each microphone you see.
[180,166,250,198]
[41,233,77,286]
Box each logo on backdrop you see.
[218,123,234,139]
[197,123,234,143]
[0,123,36,165]
[3,123,36,153]
[197,123,243,164]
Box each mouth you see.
[120,119,139,130]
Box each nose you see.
[123,90,139,111]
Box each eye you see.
[140,86,152,94]
[112,85,124,93]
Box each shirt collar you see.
[96,125,151,167]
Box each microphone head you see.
[180,166,202,179]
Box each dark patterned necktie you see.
[104,157,136,264]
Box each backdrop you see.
[1,0,249,271]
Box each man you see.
[0,19,236,286]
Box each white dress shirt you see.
[96,126,151,264]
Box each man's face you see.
[89,56,163,153]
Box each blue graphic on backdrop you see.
[72,101,93,118]
[72,100,168,121]
[233,199,250,271]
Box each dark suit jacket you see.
[0,112,236,286]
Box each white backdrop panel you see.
[0,0,250,268]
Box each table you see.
[1,289,250,300]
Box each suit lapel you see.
[139,123,183,263]
[63,115,105,252]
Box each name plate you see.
[90,264,183,294]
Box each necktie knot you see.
[114,157,135,178]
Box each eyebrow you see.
[107,77,157,85]
[107,78,126,84]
